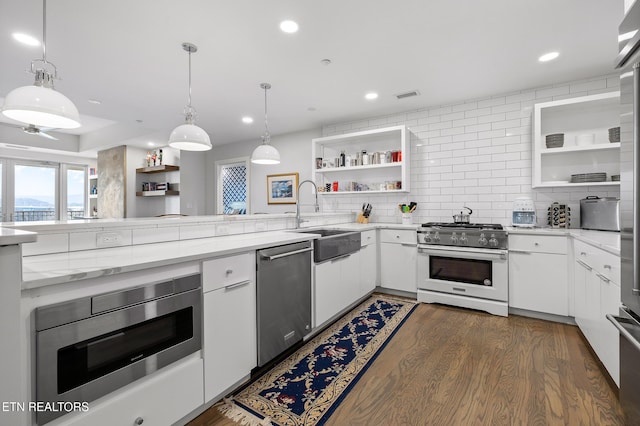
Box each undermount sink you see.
[293,228,361,263]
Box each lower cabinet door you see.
[359,243,377,297]
[204,280,256,403]
[599,278,620,386]
[315,258,343,327]
[380,243,417,293]
[60,357,203,426]
[508,252,568,316]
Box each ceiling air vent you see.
[395,90,420,100]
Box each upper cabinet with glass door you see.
[311,125,409,194]
[532,91,620,188]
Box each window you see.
[14,162,58,222]
[0,158,88,222]
[216,158,250,214]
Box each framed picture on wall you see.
[267,173,299,204]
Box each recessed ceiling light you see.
[307,107,317,112]
[12,32,40,47]
[538,51,559,62]
[320,59,332,66]
[280,20,299,33]
[242,116,254,124]
[87,98,101,105]
[147,142,155,147]
[365,92,378,100]
[136,119,143,123]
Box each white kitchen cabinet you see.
[379,229,417,293]
[312,125,410,194]
[573,239,620,385]
[359,230,378,297]
[202,253,256,403]
[58,356,203,426]
[508,234,569,316]
[315,251,361,327]
[532,91,620,188]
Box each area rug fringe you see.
[219,397,273,426]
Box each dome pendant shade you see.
[168,123,212,151]
[251,143,281,164]
[250,82,280,165]
[2,84,81,129]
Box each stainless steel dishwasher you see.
[256,240,312,366]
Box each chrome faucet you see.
[296,179,319,228]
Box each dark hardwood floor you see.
[189,303,625,425]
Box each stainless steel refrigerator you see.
[609,2,640,423]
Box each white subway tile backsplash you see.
[321,74,618,225]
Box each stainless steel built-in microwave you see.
[35,274,202,425]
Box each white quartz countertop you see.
[506,226,620,256]
[22,231,319,289]
[0,228,37,245]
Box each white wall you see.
[180,151,207,215]
[205,128,321,214]
[320,74,621,226]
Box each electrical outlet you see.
[97,232,123,247]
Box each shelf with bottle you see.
[312,125,409,193]
[533,91,620,188]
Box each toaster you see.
[580,196,620,231]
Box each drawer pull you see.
[580,252,587,256]
[225,269,233,275]
[135,418,144,425]
[225,280,251,291]
[534,242,539,246]
[604,264,612,270]
[596,273,611,283]
[576,259,592,271]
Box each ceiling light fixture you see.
[12,32,40,47]
[251,83,280,165]
[538,51,559,62]
[242,116,254,124]
[2,0,80,129]
[365,92,379,100]
[168,42,212,151]
[87,98,101,105]
[280,20,299,34]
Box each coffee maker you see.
[512,197,536,228]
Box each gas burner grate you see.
[421,222,504,230]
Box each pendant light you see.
[168,42,212,151]
[1,0,81,129]
[251,83,280,164]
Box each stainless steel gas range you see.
[416,222,508,317]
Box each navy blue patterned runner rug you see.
[219,295,418,425]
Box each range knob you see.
[459,232,468,244]
[450,232,458,244]
[433,231,440,242]
[488,233,499,247]
[478,233,488,246]
[423,232,432,243]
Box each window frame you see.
[215,157,251,215]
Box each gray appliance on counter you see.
[607,3,640,424]
[579,196,620,231]
[256,241,312,367]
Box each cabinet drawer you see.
[203,252,254,293]
[509,234,567,254]
[379,229,416,245]
[361,230,376,247]
[574,239,620,284]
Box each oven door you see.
[417,245,508,301]
[36,287,201,425]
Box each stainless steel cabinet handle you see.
[224,280,251,291]
[225,269,233,275]
[135,418,144,425]
[401,243,417,247]
[604,264,612,270]
[534,242,539,246]
[580,252,587,256]
[607,314,640,352]
[508,250,532,254]
[576,259,592,271]
[595,272,610,283]
[263,247,313,260]
[633,62,640,294]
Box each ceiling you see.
[0,0,624,157]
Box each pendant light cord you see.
[264,86,269,140]
[42,0,47,63]
[187,48,192,108]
